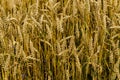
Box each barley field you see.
[0,0,120,80]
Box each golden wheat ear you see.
[0,0,120,80]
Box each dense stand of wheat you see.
[0,0,120,80]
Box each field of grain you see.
[0,0,120,80]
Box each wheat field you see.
[0,0,120,80]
